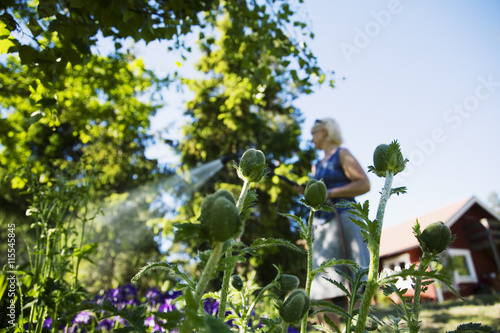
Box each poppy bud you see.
[371,141,407,177]
[199,190,242,242]
[231,275,244,291]
[373,144,389,173]
[277,274,300,292]
[304,179,327,207]
[237,148,267,182]
[279,289,310,323]
[420,221,452,254]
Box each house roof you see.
[379,196,500,258]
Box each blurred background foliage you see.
[0,0,330,293]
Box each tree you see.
[0,52,167,289]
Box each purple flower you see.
[166,290,183,300]
[43,317,52,329]
[74,311,93,324]
[158,298,177,312]
[109,288,123,302]
[122,283,138,297]
[145,316,164,332]
[203,298,219,316]
[145,287,165,305]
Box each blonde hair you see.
[313,118,343,145]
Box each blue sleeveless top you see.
[313,148,355,225]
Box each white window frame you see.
[383,253,411,271]
[447,248,478,284]
[382,253,412,290]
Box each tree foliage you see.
[0,51,167,289]
[0,0,216,85]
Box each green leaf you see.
[278,212,307,238]
[38,0,58,18]
[131,261,174,282]
[0,13,17,32]
[391,186,407,196]
[348,215,369,233]
[203,314,234,332]
[322,276,350,296]
[241,188,258,213]
[153,310,185,330]
[173,222,203,242]
[298,57,307,69]
[18,45,39,64]
[73,243,98,258]
[310,299,350,320]
[312,258,357,276]
[218,253,246,267]
[0,37,15,53]
[319,204,335,213]
[278,212,303,225]
[446,322,498,333]
[247,237,307,254]
[382,284,398,296]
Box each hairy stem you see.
[236,179,250,212]
[301,208,316,333]
[355,170,394,333]
[219,179,251,320]
[193,241,224,305]
[217,253,235,320]
[239,290,248,333]
[410,254,432,332]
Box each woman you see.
[304,118,370,307]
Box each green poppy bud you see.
[279,289,310,323]
[237,148,267,182]
[371,141,407,177]
[231,275,244,291]
[420,221,453,254]
[373,144,389,172]
[304,179,327,207]
[199,190,242,242]
[277,274,300,292]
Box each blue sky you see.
[140,0,500,228]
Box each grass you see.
[372,293,500,332]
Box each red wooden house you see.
[379,196,500,302]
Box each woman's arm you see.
[328,148,370,198]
